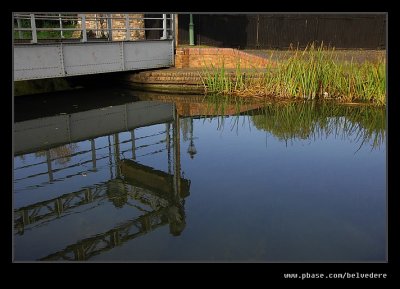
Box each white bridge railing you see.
[13,13,175,80]
[13,13,174,43]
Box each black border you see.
[6,3,397,284]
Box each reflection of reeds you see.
[251,102,385,150]
[202,93,255,117]
[203,95,385,150]
[201,42,386,105]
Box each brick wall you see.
[175,47,273,69]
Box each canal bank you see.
[102,46,387,105]
[14,47,385,104]
[122,47,275,94]
[122,67,269,94]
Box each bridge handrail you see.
[13,13,174,43]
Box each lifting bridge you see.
[13,13,175,81]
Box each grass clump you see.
[201,42,386,105]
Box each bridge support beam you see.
[14,40,174,81]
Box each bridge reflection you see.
[14,99,190,261]
[14,92,268,261]
[41,204,184,261]
[39,159,190,261]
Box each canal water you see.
[13,88,386,262]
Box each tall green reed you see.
[201,42,386,105]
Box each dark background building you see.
[178,14,386,49]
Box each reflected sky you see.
[13,90,386,262]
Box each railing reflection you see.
[14,103,191,261]
[41,203,185,261]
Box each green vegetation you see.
[201,43,386,105]
[251,102,385,150]
[14,19,78,40]
[203,96,385,151]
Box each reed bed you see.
[200,43,386,105]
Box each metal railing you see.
[13,13,174,44]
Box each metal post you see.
[107,14,113,41]
[108,135,114,179]
[16,17,23,39]
[170,14,175,66]
[131,130,136,160]
[22,210,30,226]
[187,118,197,159]
[169,13,174,39]
[125,14,131,40]
[59,14,64,38]
[162,14,167,40]
[46,150,53,182]
[174,13,179,47]
[142,216,151,232]
[84,188,93,202]
[55,198,63,216]
[95,14,99,37]
[30,13,37,44]
[74,246,85,261]
[189,14,194,46]
[114,133,120,178]
[110,231,120,247]
[166,123,171,174]
[81,14,87,42]
[91,139,97,171]
[172,106,181,197]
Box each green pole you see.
[189,14,194,46]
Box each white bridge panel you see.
[14,45,64,80]
[63,42,123,76]
[13,40,174,81]
[124,41,173,70]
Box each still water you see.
[13,88,386,262]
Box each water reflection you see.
[250,102,385,151]
[136,91,385,151]
[14,90,386,261]
[14,99,190,261]
[40,158,189,261]
[194,98,385,152]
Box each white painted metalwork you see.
[81,14,87,42]
[125,14,131,41]
[162,14,167,40]
[30,14,37,43]
[13,13,175,81]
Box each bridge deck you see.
[14,40,174,81]
[13,13,175,81]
